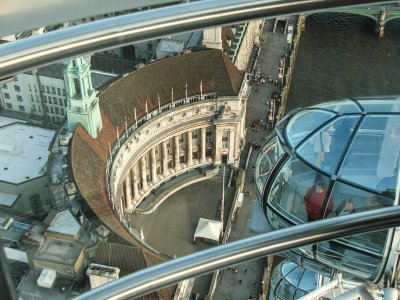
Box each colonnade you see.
[122,127,209,210]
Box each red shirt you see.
[304,187,333,220]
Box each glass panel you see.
[276,279,296,300]
[339,115,400,193]
[297,116,359,173]
[268,157,331,223]
[271,265,282,291]
[298,269,317,291]
[255,136,284,198]
[294,289,307,299]
[286,266,304,287]
[281,261,298,276]
[328,180,393,218]
[358,99,400,113]
[286,110,335,148]
[317,241,382,280]
[325,181,390,255]
[312,99,361,113]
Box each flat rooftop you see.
[35,238,83,266]
[0,123,55,184]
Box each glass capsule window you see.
[270,260,318,300]
[254,134,284,200]
[257,97,400,283]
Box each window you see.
[17,95,23,101]
[49,97,52,104]
[60,108,65,115]
[36,95,39,103]
[52,87,56,94]
[53,97,58,105]
[34,85,37,92]
[46,86,50,93]
[50,107,54,113]
[57,88,61,95]
[32,105,36,112]
[5,103,12,109]
[44,106,49,113]
[31,95,34,102]
[64,99,68,106]
[41,85,45,92]
[19,105,25,112]
[42,95,47,103]
[62,89,66,96]
[14,85,20,92]
[55,107,60,114]
[28,84,31,91]
[4,93,9,99]
[74,79,81,97]
[2,84,7,89]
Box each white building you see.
[0,120,55,216]
[0,63,114,127]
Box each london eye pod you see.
[254,96,400,285]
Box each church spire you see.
[64,56,103,139]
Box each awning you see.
[193,218,222,242]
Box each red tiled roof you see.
[71,50,243,248]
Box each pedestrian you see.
[239,279,243,284]
[253,281,256,288]
[244,268,248,273]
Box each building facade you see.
[70,50,250,245]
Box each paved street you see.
[212,19,289,300]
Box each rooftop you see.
[0,123,54,184]
[46,210,81,238]
[35,238,84,266]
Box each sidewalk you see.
[212,20,289,300]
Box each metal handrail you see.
[74,206,400,300]
[0,0,391,80]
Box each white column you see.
[140,155,148,191]
[150,147,157,183]
[201,127,206,163]
[124,174,132,211]
[187,131,193,166]
[174,135,180,170]
[162,141,168,176]
[229,129,235,164]
[132,166,139,200]
[214,128,222,164]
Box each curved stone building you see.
[255,97,400,285]
[70,50,249,245]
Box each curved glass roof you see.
[284,97,400,194]
[270,260,318,300]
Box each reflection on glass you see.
[270,260,319,300]
[358,99,400,113]
[339,115,400,191]
[255,135,284,198]
[268,157,332,223]
[311,99,361,113]
[297,116,359,173]
[317,241,383,280]
[286,110,335,148]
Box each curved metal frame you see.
[0,0,396,299]
[0,0,391,80]
[74,207,400,300]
